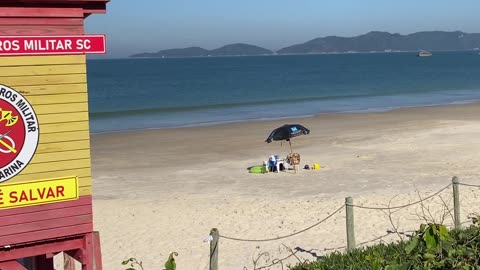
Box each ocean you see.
[87,51,480,133]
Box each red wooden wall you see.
[0,197,93,246]
[0,9,85,35]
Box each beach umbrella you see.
[265,124,310,152]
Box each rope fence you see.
[322,232,393,252]
[208,176,480,270]
[349,183,452,210]
[219,205,344,242]
[458,182,480,188]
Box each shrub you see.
[291,224,480,270]
[121,252,178,270]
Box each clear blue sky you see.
[85,0,480,58]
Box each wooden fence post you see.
[345,197,355,251]
[210,228,219,270]
[452,176,461,230]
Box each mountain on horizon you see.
[278,31,480,54]
[130,31,480,58]
[130,46,209,58]
[209,43,272,56]
[130,43,273,58]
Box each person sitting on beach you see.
[268,155,277,172]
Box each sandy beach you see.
[90,103,480,270]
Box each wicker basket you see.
[286,153,301,165]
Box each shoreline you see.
[90,100,480,136]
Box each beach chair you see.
[264,155,284,173]
[274,155,287,173]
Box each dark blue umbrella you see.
[265,124,310,152]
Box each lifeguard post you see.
[0,1,109,269]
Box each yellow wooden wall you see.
[1,55,91,197]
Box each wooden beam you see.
[0,237,84,261]
[93,232,103,270]
[0,18,83,25]
[0,1,109,16]
[82,3,107,15]
[0,215,92,237]
[0,196,91,217]
[0,7,84,18]
[0,25,84,35]
[83,8,106,14]
[0,223,92,246]
[0,260,27,270]
[0,0,109,4]
[0,205,92,227]
[83,233,94,270]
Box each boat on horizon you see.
[417,51,432,57]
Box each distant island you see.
[130,31,480,58]
[130,43,273,58]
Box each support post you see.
[452,176,461,230]
[83,233,94,270]
[209,228,219,270]
[93,231,103,270]
[345,197,355,251]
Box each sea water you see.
[87,51,480,133]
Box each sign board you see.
[0,85,39,182]
[0,176,78,209]
[0,35,106,56]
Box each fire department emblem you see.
[0,85,39,182]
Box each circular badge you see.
[0,85,39,183]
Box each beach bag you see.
[313,163,320,170]
[249,166,266,174]
[286,153,301,165]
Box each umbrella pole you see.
[289,140,292,153]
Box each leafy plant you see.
[165,252,178,270]
[290,224,480,270]
[122,258,144,270]
[121,252,178,270]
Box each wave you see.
[89,92,377,118]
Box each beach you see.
[90,103,480,270]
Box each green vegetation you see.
[121,252,178,270]
[291,223,480,270]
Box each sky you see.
[85,0,480,58]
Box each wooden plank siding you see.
[0,196,94,246]
[0,55,85,66]
[0,25,84,35]
[0,8,84,18]
[0,1,109,17]
[0,14,95,246]
[1,56,93,192]
[0,57,93,191]
[0,12,84,36]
